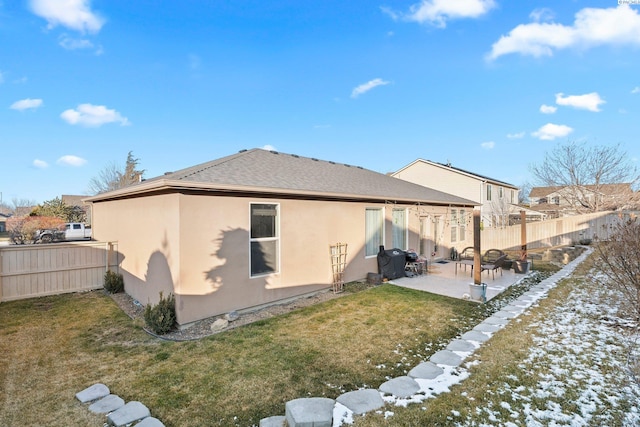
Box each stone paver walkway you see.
[259,248,591,427]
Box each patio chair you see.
[458,247,474,261]
[482,249,505,263]
[481,254,507,279]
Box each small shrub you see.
[103,270,124,293]
[144,292,176,335]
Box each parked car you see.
[36,223,92,243]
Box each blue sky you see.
[2,0,640,204]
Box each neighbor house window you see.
[250,203,279,276]
[392,208,407,249]
[486,184,492,201]
[365,208,383,257]
[499,187,503,199]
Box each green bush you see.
[104,270,124,293]
[144,292,176,335]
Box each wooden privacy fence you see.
[0,241,119,302]
[480,211,627,251]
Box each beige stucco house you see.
[86,149,476,325]
[391,159,523,229]
[529,183,635,218]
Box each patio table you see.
[455,259,474,277]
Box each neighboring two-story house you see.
[391,159,530,229]
[529,183,635,217]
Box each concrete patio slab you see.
[76,383,110,403]
[408,361,444,379]
[391,260,524,302]
[285,397,334,427]
[379,376,421,398]
[336,389,384,415]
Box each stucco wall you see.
[92,192,450,325]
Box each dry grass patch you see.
[0,284,489,426]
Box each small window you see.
[250,204,279,276]
[499,187,503,199]
[392,208,407,250]
[73,224,81,230]
[486,184,492,201]
[365,208,383,257]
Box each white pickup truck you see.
[36,223,92,243]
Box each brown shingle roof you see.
[90,149,477,206]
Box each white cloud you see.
[507,131,525,139]
[33,159,49,169]
[57,155,87,167]
[262,145,276,151]
[10,98,43,111]
[60,104,130,127]
[529,8,554,23]
[384,0,495,28]
[481,141,495,149]
[59,35,94,50]
[351,78,390,98]
[488,5,640,60]
[540,104,557,114]
[632,86,640,94]
[531,123,574,140]
[30,0,104,33]
[555,92,605,112]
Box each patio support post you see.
[473,209,481,285]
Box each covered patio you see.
[390,259,526,302]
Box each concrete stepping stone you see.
[285,397,334,427]
[430,350,462,366]
[473,323,500,333]
[76,383,110,403]
[503,303,525,311]
[379,376,420,398]
[408,361,444,379]
[106,401,150,427]
[494,310,517,319]
[446,339,476,352]
[484,316,509,325]
[260,415,287,427]
[336,389,384,415]
[136,417,165,427]
[88,394,124,414]
[461,330,490,343]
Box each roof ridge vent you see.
[270,150,279,155]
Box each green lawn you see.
[0,266,558,427]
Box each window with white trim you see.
[392,208,407,250]
[450,209,458,243]
[365,208,383,257]
[486,184,492,201]
[250,203,279,276]
[459,209,466,241]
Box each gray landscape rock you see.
[408,361,444,379]
[446,339,476,352]
[285,397,334,427]
[336,389,384,415]
[76,383,110,403]
[88,394,124,414]
[379,376,420,398]
[430,350,463,366]
[210,318,229,332]
[225,310,240,322]
[260,415,287,427]
[136,417,165,427]
[106,401,150,427]
[461,330,491,343]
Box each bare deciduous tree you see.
[530,142,640,213]
[88,151,145,195]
